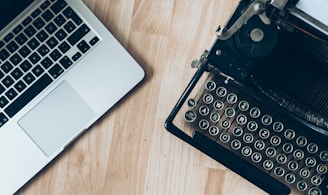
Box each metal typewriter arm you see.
[217,0,289,40]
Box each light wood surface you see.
[20,0,268,194]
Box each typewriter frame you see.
[165,0,328,194]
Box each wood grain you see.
[20,0,268,194]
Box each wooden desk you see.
[20,0,267,194]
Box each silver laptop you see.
[0,0,144,194]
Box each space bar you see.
[5,74,53,118]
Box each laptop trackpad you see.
[19,81,95,156]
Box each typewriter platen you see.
[165,0,328,194]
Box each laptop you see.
[0,0,144,194]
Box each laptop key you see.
[41,10,54,22]
[2,75,15,88]
[22,16,32,26]
[77,40,90,54]
[31,8,42,18]
[68,24,90,46]
[4,33,14,43]
[15,33,28,45]
[59,56,73,69]
[49,64,64,79]
[19,46,31,58]
[33,18,46,30]
[5,74,53,118]
[6,41,19,53]
[0,113,8,127]
[51,0,67,14]
[13,24,23,34]
[11,68,24,80]
[36,30,49,42]
[54,14,66,27]
[0,49,10,61]
[0,96,9,108]
[63,7,82,25]
[55,29,67,41]
[40,1,51,10]
[1,62,14,73]
[14,80,27,92]
[23,73,35,85]
[9,54,22,66]
[20,60,33,72]
[24,25,37,37]
[5,89,18,100]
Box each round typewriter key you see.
[261,115,272,126]
[213,100,224,110]
[203,94,214,104]
[209,126,219,136]
[308,187,322,195]
[231,139,242,150]
[266,147,276,158]
[320,151,328,161]
[309,187,322,195]
[284,129,295,140]
[297,181,307,192]
[299,168,310,179]
[241,146,252,157]
[221,119,231,129]
[263,160,274,171]
[199,105,210,116]
[270,135,281,146]
[206,81,216,91]
[226,93,237,104]
[219,133,230,143]
[225,107,235,118]
[311,175,323,186]
[199,119,210,130]
[232,127,243,137]
[282,143,294,154]
[276,154,287,165]
[305,157,316,168]
[285,173,296,184]
[251,152,262,163]
[184,110,197,123]
[210,113,220,123]
[307,143,319,154]
[272,121,284,132]
[296,136,307,147]
[216,87,227,97]
[259,128,270,139]
[317,164,328,174]
[254,140,265,150]
[274,167,285,177]
[243,133,254,144]
[293,149,304,160]
[187,98,197,108]
[247,121,258,131]
[288,161,298,171]
[238,100,249,111]
[236,114,247,125]
[250,107,261,118]
[254,140,265,151]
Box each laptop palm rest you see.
[18,81,95,156]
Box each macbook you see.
[0,0,144,194]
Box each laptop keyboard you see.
[0,0,100,127]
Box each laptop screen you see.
[0,0,34,31]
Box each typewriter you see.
[165,0,328,194]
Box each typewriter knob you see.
[233,16,278,59]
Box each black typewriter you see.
[165,0,328,194]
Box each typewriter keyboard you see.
[181,72,328,195]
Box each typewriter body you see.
[165,0,328,194]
